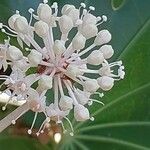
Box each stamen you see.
[1,24,17,34]
[2,96,13,111]
[51,2,58,16]
[28,112,38,134]
[81,9,87,19]
[80,3,86,8]
[94,92,104,98]
[28,8,34,25]
[90,117,95,121]
[96,15,107,26]
[1,29,17,37]
[64,117,74,136]
[89,99,105,106]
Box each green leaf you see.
[0,136,50,150]
[111,0,126,10]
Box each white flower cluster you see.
[0,0,125,136]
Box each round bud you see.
[53,40,66,56]
[61,4,75,15]
[7,46,23,61]
[83,79,99,93]
[100,45,114,59]
[83,13,97,25]
[38,75,53,90]
[79,24,98,39]
[72,33,86,50]
[94,30,112,46]
[74,89,90,105]
[8,14,20,30]
[74,104,90,121]
[58,15,73,34]
[97,76,114,91]
[37,3,52,23]
[14,16,28,33]
[87,50,104,65]
[99,65,111,76]
[66,9,80,25]
[66,64,82,77]
[28,50,42,66]
[34,20,49,37]
[59,96,73,111]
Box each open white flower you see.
[0,0,125,136]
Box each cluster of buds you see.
[0,0,125,136]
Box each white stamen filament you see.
[28,112,38,134]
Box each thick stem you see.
[0,103,29,133]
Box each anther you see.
[90,117,95,121]
[89,6,95,11]
[11,120,16,125]
[43,0,48,4]
[27,129,32,134]
[28,8,34,13]
[80,3,86,8]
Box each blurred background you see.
[0,0,150,149]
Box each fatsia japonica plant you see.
[0,0,125,137]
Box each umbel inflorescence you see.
[0,0,125,136]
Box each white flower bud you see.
[58,15,73,34]
[7,46,23,61]
[94,30,112,46]
[99,65,111,76]
[79,24,98,39]
[72,33,86,50]
[74,104,90,121]
[66,64,82,77]
[14,16,28,33]
[38,75,53,90]
[8,14,20,30]
[87,50,104,65]
[34,20,49,37]
[100,45,114,59]
[37,3,52,23]
[74,89,90,105]
[83,13,97,25]
[61,4,75,15]
[28,50,42,66]
[59,96,73,111]
[83,79,99,93]
[97,76,114,91]
[53,40,66,56]
[66,9,80,25]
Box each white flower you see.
[74,104,90,121]
[59,96,73,111]
[7,46,23,61]
[0,1,125,136]
[97,76,114,91]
